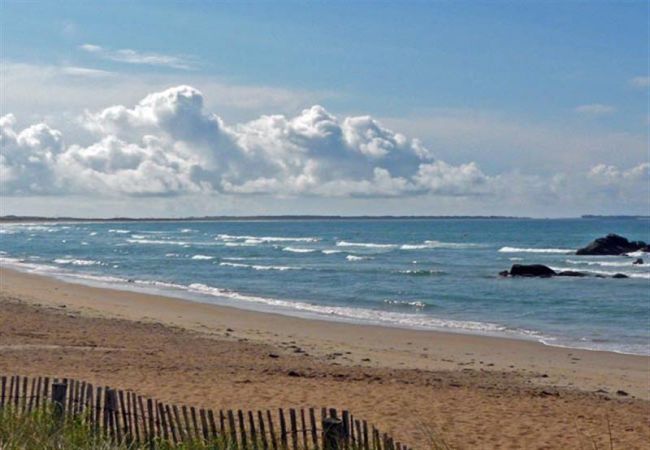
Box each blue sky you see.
[1,1,648,217]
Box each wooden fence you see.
[0,375,412,450]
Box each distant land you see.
[0,215,533,222]
[0,214,647,223]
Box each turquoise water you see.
[1,218,648,355]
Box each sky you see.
[1,1,648,217]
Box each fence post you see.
[51,382,68,426]
[322,417,344,450]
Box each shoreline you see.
[1,266,648,400]
[1,258,646,357]
[2,266,649,448]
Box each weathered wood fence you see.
[0,375,412,450]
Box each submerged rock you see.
[508,264,556,277]
[557,270,588,277]
[612,273,629,279]
[633,258,644,265]
[576,234,649,256]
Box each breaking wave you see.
[499,247,574,254]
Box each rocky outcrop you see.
[506,264,556,277]
[576,234,649,256]
[500,264,624,279]
[556,270,588,277]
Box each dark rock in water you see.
[576,234,650,255]
[633,258,644,265]
[498,270,510,277]
[557,270,588,277]
[509,264,556,277]
[612,273,629,279]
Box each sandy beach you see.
[0,267,648,449]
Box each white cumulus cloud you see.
[0,85,493,198]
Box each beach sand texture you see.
[0,267,648,449]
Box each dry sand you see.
[0,267,648,449]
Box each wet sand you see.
[1,267,648,449]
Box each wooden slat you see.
[258,410,269,450]
[191,406,201,441]
[200,408,210,442]
[21,375,28,412]
[289,408,299,450]
[355,420,363,450]
[183,405,194,441]
[342,410,350,447]
[309,408,319,450]
[132,393,141,444]
[227,410,237,445]
[27,377,36,412]
[363,420,370,450]
[300,408,309,450]
[147,398,155,443]
[219,409,225,436]
[267,410,278,450]
[172,404,184,442]
[43,377,50,406]
[137,396,148,443]
[166,404,179,444]
[118,390,129,440]
[158,402,169,441]
[279,408,288,450]
[1,376,7,408]
[95,386,103,434]
[238,409,248,448]
[248,410,257,445]
[207,409,218,441]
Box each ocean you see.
[1,218,648,355]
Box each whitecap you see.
[346,255,372,261]
[337,241,396,249]
[54,258,102,266]
[283,247,317,253]
[108,229,130,234]
[219,262,299,271]
[322,249,342,254]
[499,246,574,254]
[191,255,214,260]
[216,234,318,243]
[550,266,649,279]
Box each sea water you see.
[1,218,648,355]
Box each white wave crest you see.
[322,249,342,254]
[626,250,648,257]
[216,234,318,243]
[108,229,130,234]
[551,266,649,279]
[566,259,647,267]
[283,247,317,253]
[346,255,372,261]
[219,262,300,271]
[191,255,214,260]
[126,239,190,246]
[384,299,428,308]
[337,241,396,249]
[499,247,574,254]
[54,258,102,266]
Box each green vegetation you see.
[1,405,247,450]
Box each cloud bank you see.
[1,86,647,211]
